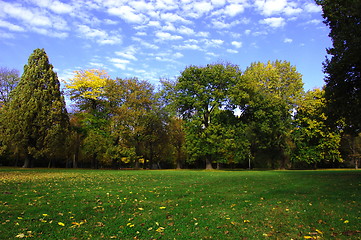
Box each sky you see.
[0,0,331,91]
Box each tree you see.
[174,63,242,169]
[0,67,20,107]
[65,69,111,168]
[340,133,361,169]
[292,88,342,168]
[168,117,186,169]
[239,60,304,169]
[316,0,361,133]
[105,77,156,169]
[2,48,69,167]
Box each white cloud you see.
[175,43,202,50]
[115,46,138,61]
[173,52,184,58]
[255,0,287,16]
[307,19,322,25]
[203,39,224,48]
[178,26,195,35]
[29,0,73,14]
[304,2,321,13]
[132,37,160,49]
[104,19,118,25]
[231,41,243,48]
[0,30,14,38]
[155,31,182,41]
[0,19,25,32]
[162,23,176,31]
[260,17,286,28]
[227,49,238,54]
[244,29,251,35]
[211,19,241,29]
[211,0,226,7]
[129,0,154,12]
[283,6,302,16]
[135,31,147,36]
[224,4,245,17]
[78,25,122,44]
[196,31,210,37]
[161,12,192,24]
[148,20,161,28]
[108,6,147,24]
[191,1,214,17]
[109,58,130,70]
[49,1,74,14]
[284,38,293,43]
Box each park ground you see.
[0,168,360,239]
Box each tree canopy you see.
[1,48,69,167]
[316,0,361,133]
[0,47,356,169]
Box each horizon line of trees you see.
[0,48,360,169]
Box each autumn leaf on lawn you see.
[15,233,25,238]
[58,222,65,226]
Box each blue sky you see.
[0,0,330,91]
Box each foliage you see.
[1,49,69,167]
[292,88,342,167]
[66,69,109,102]
[316,0,361,133]
[340,133,361,169]
[239,60,304,168]
[0,168,360,239]
[65,69,112,168]
[105,78,160,168]
[0,67,20,107]
[175,63,244,169]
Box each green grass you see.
[0,168,360,239]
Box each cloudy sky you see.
[0,0,330,90]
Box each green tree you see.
[292,88,342,168]
[316,0,361,133]
[65,69,111,168]
[340,133,361,169]
[0,67,20,107]
[2,48,69,168]
[105,77,156,169]
[239,60,304,169]
[174,63,242,169]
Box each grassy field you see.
[0,168,360,239]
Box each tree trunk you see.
[73,153,78,168]
[22,154,33,168]
[176,147,182,169]
[134,158,140,169]
[356,159,359,170]
[205,157,213,170]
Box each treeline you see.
[0,49,360,169]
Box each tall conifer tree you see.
[3,48,69,167]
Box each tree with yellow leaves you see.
[65,69,111,168]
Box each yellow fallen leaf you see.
[42,214,48,217]
[138,208,144,211]
[15,233,25,238]
[58,222,65,226]
[344,220,349,223]
[159,207,166,209]
[244,220,250,223]
[316,229,323,234]
[156,227,165,233]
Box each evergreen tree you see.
[2,48,69,167]
[316,0,361,133]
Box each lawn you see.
[0,168,360,239]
